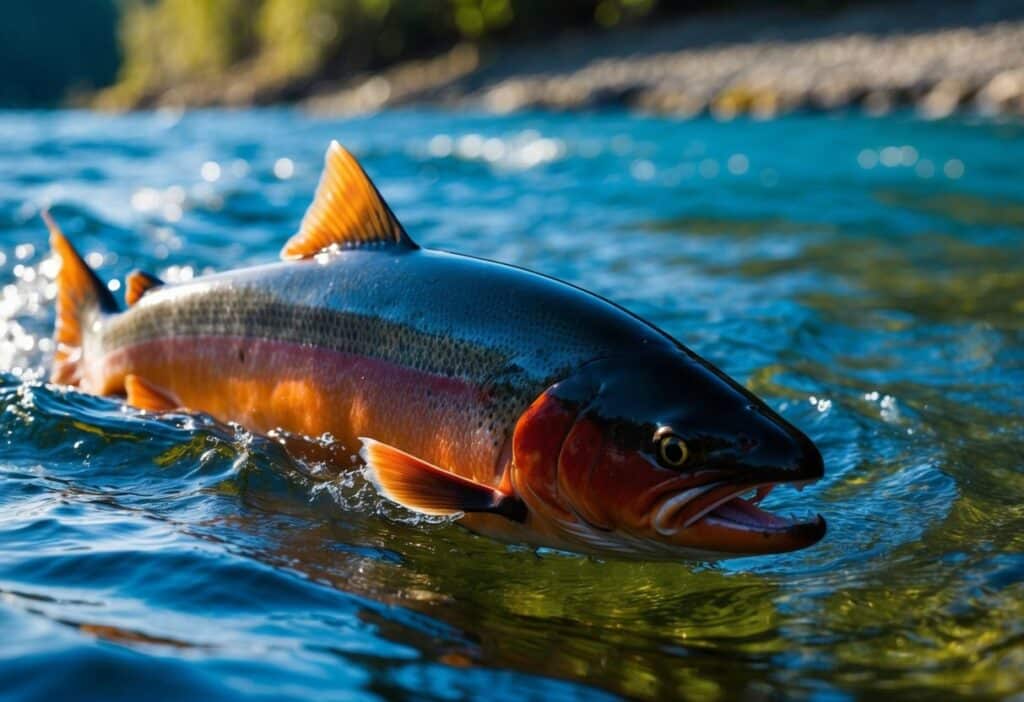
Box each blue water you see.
[1,109,1022,701]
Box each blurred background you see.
[1,2,1023,702]
[5,0,1024,117]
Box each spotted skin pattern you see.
[87,247,678,485]
[51,142,827,560]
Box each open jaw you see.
[652,477,826,554]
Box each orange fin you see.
[359,437,525,521]
[124,374,180,412]
[280,140,416,260]
[125,270,164,306]
[45,210,118,386]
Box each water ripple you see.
[0,108,1022,700]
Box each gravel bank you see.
[306,1,1024,119]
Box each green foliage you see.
[104,0,256,104]
[98,0,660,107]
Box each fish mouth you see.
[650,475,826,554]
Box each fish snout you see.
[731,405,825,483]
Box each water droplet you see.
[944,159,965,179]
[200,161,221,182]
[131,188,160,212]
[630,160,655,181]
[165,185,186,204]
[274,158,295,180]
[727,154,749,175]
[162,203,183,223]
[880,146,901,167]
[457,134,484,159]
[482,138,506,163]
[698,159,719,178]
[428,134,453,157]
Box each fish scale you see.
[46,140,826,559]
[91,246,672,480]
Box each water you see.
[1,108,1022,701]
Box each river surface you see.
[0,109,1022,701]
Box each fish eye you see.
[656,431,689,469]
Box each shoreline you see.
[112,2,1024,120]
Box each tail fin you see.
[44,211,118,386]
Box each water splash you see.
[1,108,1023,700]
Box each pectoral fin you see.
[359,437,525,522]
[124,374,180,412]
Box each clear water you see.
[1,109,1022,701]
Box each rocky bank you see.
[303,1,1024,119]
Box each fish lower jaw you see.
[651,478,824,539]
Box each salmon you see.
[46,141,825,560]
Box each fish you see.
[44,140,825,560]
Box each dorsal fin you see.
[125,270,164,306]
[280,141,416,260]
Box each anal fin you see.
[125,374,180,412]
[359,437,525,522]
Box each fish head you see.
[511,352,825,559]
